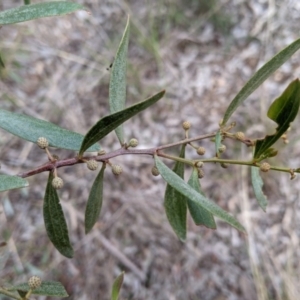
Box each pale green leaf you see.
[9,281,68,297]
[0,109,99,152]
[164,145,187,241]
[251,167,268,212]
[43,172,74,258]
[79,90,165,156]
[187,168,216,229]
[109,16,130,145]
[0,2,85,25]
[85,163,106,234]
[155,156,246,233]
[0,175,28,192]
[111,272,125,300]
[215,130,222,157]
[222,38,300,125]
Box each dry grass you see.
[1,0,300,299]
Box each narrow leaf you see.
[109,16,130,145]
[187,168,216,228]
[254,79,300,158]
[164,145,187,241]
[155,156,246,233]
[111,272,125,300]
[0,52,5,68]
[0,2,85,25]
[79,90,165,156]
[43,172,74,258]
[215,130,222,157]
[85,163,106,234]
[9,281,68,297]
[251,167,268,211]
[222,38,300,125]
[0,175,28,192]
[0,109,99,152]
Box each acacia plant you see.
[1,1,300,299]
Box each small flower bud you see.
[198,169,204,178]
[260,162,271,172]
[98,149,106,155]
[235,132,245,141]
[182,121,191,130]
[196,147,206,156]
[87,159,98,171]
[218,144,226,153]
[221,162,228,168]
[195,161,203,168]
[128,138,138,148]
[52,177,64,189]
[37,137,49,149]
[28,276,42,290]
[151,166,160,176]
[112,164,123,175]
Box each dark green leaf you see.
[0,52,5,68]
[155,156,246,233]
[111,272,125,300]
[0,2,85,25]
[43,172,74,258]
[0,175,28,192]
[187,168,216,228]
[254,79,300,158]
[17,290,27,297]
[109,16,130,145]
[215,130,222,157]
[251,167,268,212]
[85,163,106,234]
[79,90,165,156]
[222,38,300,125]
[0,109,99,152]
[164,145,187,241]
[9,281,68,297]
[24,0,30,5]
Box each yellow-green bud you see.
[52,177,64,189]
[87,159,98,171]
[28,276,42,290]
[151,166,160,176]
[221,162,228,169]
[198,169,204,178]
[37,137,49,149]
[196,147,206,156]
[235,132,245,141]
[98,149,106,155]
[182,121,191,130]
[260,162,270,172]
[112,164,123,175]
[195,161,203,168]
[128,138,138,148]
[218,144,226,153]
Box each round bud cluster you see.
[218,144,226,153]
[52,177,64,189]
[112,164,123,175]
[182,121,191,130]
[87,159,98,171]
[151,166,160,176]
[235,132,245,141]
[28,276,42,290]
[37,137,49,149]
[198,169,205,179]
[128,138,138,148]
[260,162,271,172]
[196,147,206,156]
[195,161,203,168]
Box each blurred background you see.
[1,0,300,299]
